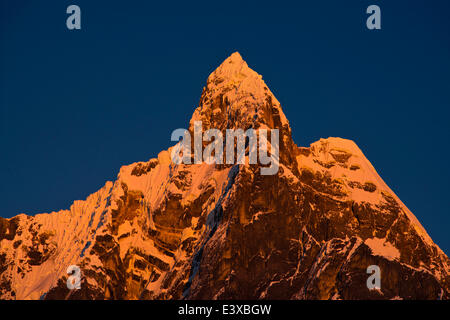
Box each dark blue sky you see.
[1,1,449,253]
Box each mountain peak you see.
[228,51,243,61]
[190,53,289,134]
[206,51,261,89]
[222,51,245,65]
[208,51,249,80]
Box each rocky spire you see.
[189,52,289,133]
[188,52,299,174]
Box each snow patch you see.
[365,237,400,260]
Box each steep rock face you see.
[0,53,449,300]
[186,138,450,299]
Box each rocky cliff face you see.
[1,52,449,300]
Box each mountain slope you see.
[1,52,449,300]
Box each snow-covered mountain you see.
[1,52,449,300]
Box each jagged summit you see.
[190,52,289,133]
[207,52,255,84]
[188,52,299,173]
